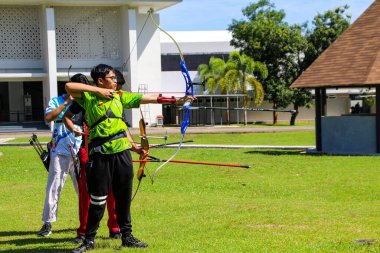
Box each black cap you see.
[70,73,90,85]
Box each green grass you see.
[7,137,52,143]
[179,132,315,145]
[7,131,315,146]
[0,133,379,252]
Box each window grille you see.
[55,7,121,60]
[0,7,41,59]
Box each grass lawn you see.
[0,133,379,252]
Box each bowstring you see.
[148,9,193,183]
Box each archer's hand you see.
[73,127,84,137]
[96,87,115,100]
[176,95,196,105]
[66,95,74,103]
[131,145,148,156]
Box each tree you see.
[228,0,299,124]
[198,51,267,106]
[197,57,226,94]
[228,0,352,125]
[288,5,351,125]
[303,5,351,69]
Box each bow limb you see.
[131,108,150,201]
[68,143,80,180]
[137,109,149,180]
[148,9,194,183]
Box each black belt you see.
[54,120,63,123]
[89,131,127,150]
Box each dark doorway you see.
[0,82,10,122]
[57,81,66,96]
[23,81,44,121]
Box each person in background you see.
[37,87,82,237]
[114,69,125,92]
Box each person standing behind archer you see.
[37,90,82,237]
[66,64,193,252]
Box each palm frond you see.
[247,76,265,105]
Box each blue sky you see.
[159,0,374,31]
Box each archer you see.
[66,63,194,253]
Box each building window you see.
[161,53,229,71]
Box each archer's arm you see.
[45,95,73,123]
[125,129,144,154]
[140,94,196,105]
[62,110,83,137]
[65,82,114,99]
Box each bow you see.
[148,9,194,183]
[68,143,80,180]
[83,122,89,161]
[131,108,150,200]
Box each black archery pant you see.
[85,150,134,241]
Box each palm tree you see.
[198,52,267,106]
[225,51,267,106]
[197,57,226,94]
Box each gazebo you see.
[291,0,380,154]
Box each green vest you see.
[76,91,142,154]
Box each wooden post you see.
[376,86,380,153]
[226,95,230,125]
[210,96,214,126]
[321,88,327,116]
[315,88,322,151]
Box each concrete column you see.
[121,7,139,127]
[41,7,58,105]
[41,7,58,129]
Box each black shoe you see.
[72,234,85,244]
[71,240,95,253]
[37,223,52,237]
[109,231,122,239]
[122,234,148,248]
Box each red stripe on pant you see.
[76,147,119,235]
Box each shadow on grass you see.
[244,149,306,156]
[0,228,75,237]
[0,237,71,253]
[0,228,76,252]
[245,149,372,157]
[0,248,68,253]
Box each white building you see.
[0,0,179,128]
[0,0,369,128]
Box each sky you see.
[159,0,375,31]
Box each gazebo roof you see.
[291,0,380,89]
